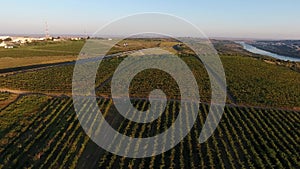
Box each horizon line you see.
[0,33,299,41]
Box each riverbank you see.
[236,41,300,62]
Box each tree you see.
[4,37,12,41]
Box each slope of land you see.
[249,40,300,58]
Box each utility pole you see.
[45,21,50,39]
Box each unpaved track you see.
[0,88,69,97]
[1,87,298,112]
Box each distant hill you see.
[249,40,300,58]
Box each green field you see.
[1,52,299,108]
[0,38,299,168]
[0,40,85,58]
[0,92,10,102]
[0,40,85,69]
[0,97,299,168]
[221,55,300,108]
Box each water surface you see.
[236,41,300,62]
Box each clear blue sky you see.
[1,0,299,39]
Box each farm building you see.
[0,36,10,40]
[0,42,14,48]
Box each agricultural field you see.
[0,40,84,69]
[0,97,299,168]
[0,51,299,108]
[0,38,299,168]
[0,92,18,110]
[0,55,77,70]
[221,55,300,108]
[0,40,85,58]
[0,38,178,70]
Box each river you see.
[236,41,300,62]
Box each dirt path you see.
[1,87,298,112]
[0,88,70,112]
[28,48,76,54]
[0,88,30,95]
[0,88,70,97]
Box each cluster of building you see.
[0,36,46,48]
[0,36,84,49]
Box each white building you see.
[9,37,45,44]
[4,45,13,49]
[0,42,7,47]
[0,42,14,48]
[12,37,31,43]
[0,36,10,40]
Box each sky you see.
[1,0,299,39]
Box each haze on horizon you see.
[1,0,299,40]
